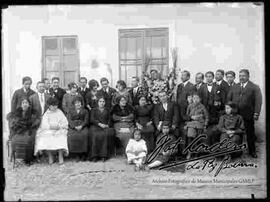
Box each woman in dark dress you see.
[89,96,115,162]
[67,96,89,160]
[7,97,41,165]
[111,95,135,155]
[85,79,99,111]
[134,95,155,153]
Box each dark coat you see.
[128,86,143,106]
[49,87,66,110]
[176,81,196,122]
[215,80,230,105]
[29,93,50,117]
[227,81,262,120]
[153,101,179,128]
[67,108,89,129]
[97,87,116,110]
[11,88,36,112]
[77,87,90,104]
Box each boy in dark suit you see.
[77,77,90,105]
[97,77,116,110]
[215,69,230,107]
[225,71,236,89]
[49,77,66,111]
[227,69,262,158]
[128,76,142,106]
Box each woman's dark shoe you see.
[92,157,98,162]
[102,157,107,162]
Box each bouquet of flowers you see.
[140,49,179,104]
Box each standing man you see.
[78,77,89,104]
[225,71,236,89]
[49,77,66,111]
[97,77,116,110]
[215,69,230,106]
[200,71,223,145]
[227,69,262,158]
[129,76,142,106]
[176,70,196,125]
[195,72,206,98]
[10,76,36,112]
[42,78,51,95]
[29,81,50,118]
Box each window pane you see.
[126,38,136,59]
[62,38,77,54]
[120,65,126,82]
[45,71,60,81]
[63,55,78,70]
[126,66,138,87]
[44,38,59,55]
[45,56,60,71]
[151,36,163,58]
[64,71,77,88]
[119,38,126,59]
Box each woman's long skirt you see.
[67,127,89,153]
[89,125,114,158]
[11,131,34,161]
[141,125,155,153]
[114,122,134,155]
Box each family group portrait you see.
[2,2,267,200]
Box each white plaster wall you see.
[2,3,265,139]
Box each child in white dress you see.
[126,129,147,171]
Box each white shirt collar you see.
[182,80,189,87]
[241,81,249,88]
[216,80,222,85]
[162,102,168,111]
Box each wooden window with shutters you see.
[119,28,169,87]
[42,35,80,89]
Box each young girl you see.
[217,101,245,158]
[35,97,69,165]
[145,121,178,170]
[126,129,147,171]
[185,92,209,159]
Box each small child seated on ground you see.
[145,121,178,170]
[125,129,147,171]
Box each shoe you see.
[102,158,107,162]
[92,158,98,162]
[250,153,257,158]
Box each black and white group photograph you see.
[2,2,267,200]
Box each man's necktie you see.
[40,94,44,102]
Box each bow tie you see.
[207,83,213,86]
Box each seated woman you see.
[134,95,155,153]
[67,96,89,160]
[145,121,178,170]
[126,129,147,171]
[111,80,132,106]
[111,95,135,155]
[35,97,69,165]
[8,97,41,165]
[62,82,84,115]
[217,101,245,158]
[89,96,115,162]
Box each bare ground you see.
[3,140,267,200]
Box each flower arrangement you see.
[140,48,179,104]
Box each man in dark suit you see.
[200,71,223,145]
[11,76,36,113]
[176,70,196,125]
[128,76,142,106]
[97,77,116,110]
[42,78,51,95]
[225,70,236,90]
[49,77,66,111]
[154,91,179,133]
[77,77,90,104]
[227,69,262,158]
[195,72,206,97]
[215,69,230,106]
[29,81,50,118]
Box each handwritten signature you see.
[146,134,256,176]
